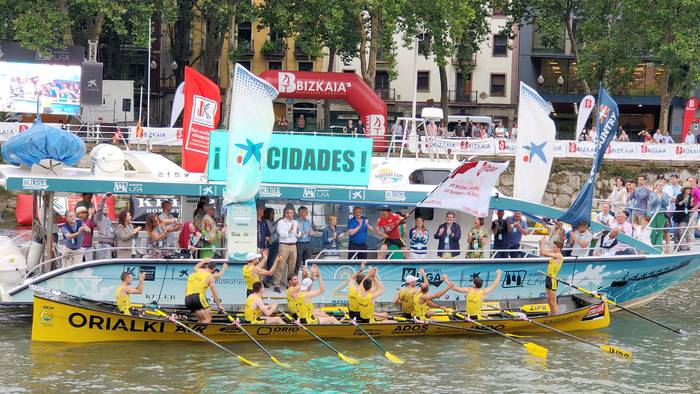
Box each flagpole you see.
[595,81,603,148]
[146,16,152,128]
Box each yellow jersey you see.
[242,264,259,290]
[244,294,263,324]
[357,291,375,322]
[466,288,484,319]
[286,287,299,314]
[399,287,416,314]
[412,292,428,320]
[348,284,359,312]
[297,292,318,324]
[546,257,562,280]
[185,269,211,296]
[115,285,131,316]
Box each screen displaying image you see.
[0,61,81,115]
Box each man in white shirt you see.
[684,131,696,144]
[273,206,300,293]
[595,202,615,227]
[568,220,593,257]
[610,211,635,255]
[653,129,664,143]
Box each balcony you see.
[451,47,476,65]
[375,88,396,101]
[448,90,477,104]
[261,39,286,58]
[237,38,254,57]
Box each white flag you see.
[575,95,595,141]
[513,82,556,204]
[169,82,185,127]
[421,161,509,217]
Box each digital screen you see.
[0,61,81,115]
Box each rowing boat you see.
[32,290,609,343]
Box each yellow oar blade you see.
[384,351,404,364]
[505,333,531,339]
[270,356,289,368]
[524,342,548,359]
[236,355,259,367]
[338,352,360,364]
[600,345,633,359]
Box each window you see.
[490,74,506,96]
[268,61,282,70]
[409,169,451,185]
[238,61,251,71]
[237,22,253,52]
[298,61,313,71]
[417,71,430,91]
[375,71,389,90]
[493,35,507,56]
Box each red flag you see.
[135,120,143,138]
[681,97,697,142]
[181,66,221,172]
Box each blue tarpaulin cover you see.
[1,119,85,167]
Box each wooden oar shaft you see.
[226,314,275,359]
[538,270,686,335]
[453,313,523,346]
[354,323,388,352]
[428,321,485,334]
[501,309,600,348]
[171,319,240,358]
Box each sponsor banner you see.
[80,62,103,106]
[225,200,257,260]
[495,138,516,155]
[181,66,221,172]
[128,126,182,146]
[209,133,372,187]
[425,137,495,155]
[0,122,31,141]
[129,196,180,223]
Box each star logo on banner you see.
[235,139,263,166]
[522,141,548,164]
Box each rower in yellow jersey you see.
[539,237,564,315]
[294,264,340,324]
[392,268,429,319]
[243,281,285,324]
[411,274,453,322]
[184,258,228,323]
[356,267,392,323]
[345,261,367,320]
[286,274,301,319]
[242,253,282,297]
[115,271,145,315]
[449,270,502,320]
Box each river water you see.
[1,270,699,393]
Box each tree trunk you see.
[365,9,379,88]
[324,46,336,130]
[439,63,449,126]
[221,2,238,129]
[563,5,590,94]
[57,0,74,45]
[658,68,672,134]
[202,13,228,84]
[357,12,368,82]
[86,14,105,41]
[171,0,195,85]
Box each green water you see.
[2,273,699,393]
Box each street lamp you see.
[411,28,426,135]
[557,75,564,93]
[537,74,544,86]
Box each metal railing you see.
[375,88,396,101]
[448,90,478,103]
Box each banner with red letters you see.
[181,66,221,172]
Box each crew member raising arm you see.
[116,271,145,316]
[243,253,282,297]
[184,258,228,323]
[393,268,429,319]
[449,270,502,320]
[294,264,339,324]
[412,275,453,322]
[539,237,564,315]
[345,261,367,320]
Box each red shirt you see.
[377,213,403,239]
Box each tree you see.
[402,0,490,124]
[627,0,700,134]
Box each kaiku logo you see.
[192,96,217,127]
[368,114,385,135]
[568,142,577,153]
[279,72,296,93]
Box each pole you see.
[138,86,143,123]
[410,35,419,137]
[146,16,152,128]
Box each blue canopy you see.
[1,119,85,167]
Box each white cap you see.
[301,278,313,291]
[404,274,419,284]
[246,252,261,261]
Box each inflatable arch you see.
[259,70,388,149]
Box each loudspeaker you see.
[122,98,131,112]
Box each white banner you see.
[424,137,495,155]
[128,127,183,146]
[575,95,595,141]
[421,160,509,217]
[225,200,258,260]
[0,122,31,141]
[514,82,556,204]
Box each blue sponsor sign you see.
[207,132,372,187]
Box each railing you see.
[448,90,478,103]
[261,40,286,57]
[375,88,396,101]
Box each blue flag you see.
[559,84,619,225]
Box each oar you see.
[425,319,531,339]
[453,312,548,359]
[490,307,632,359]
[152,310,258,367]
[538,271,688,335]
[351,319,404,364]
[224,313,289,368]
[281,312,358,364]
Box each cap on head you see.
[301,278,313,291]
[75,206,88,214]
[246,252,262,262]
[404,274,419,284]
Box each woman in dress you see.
[608,176,628,215]
[466,217,488,258]
[115,209,141,259]
[647,180,670,251]
[144,213,177,258]
[408,217,429,259]
[199,215,224,259]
